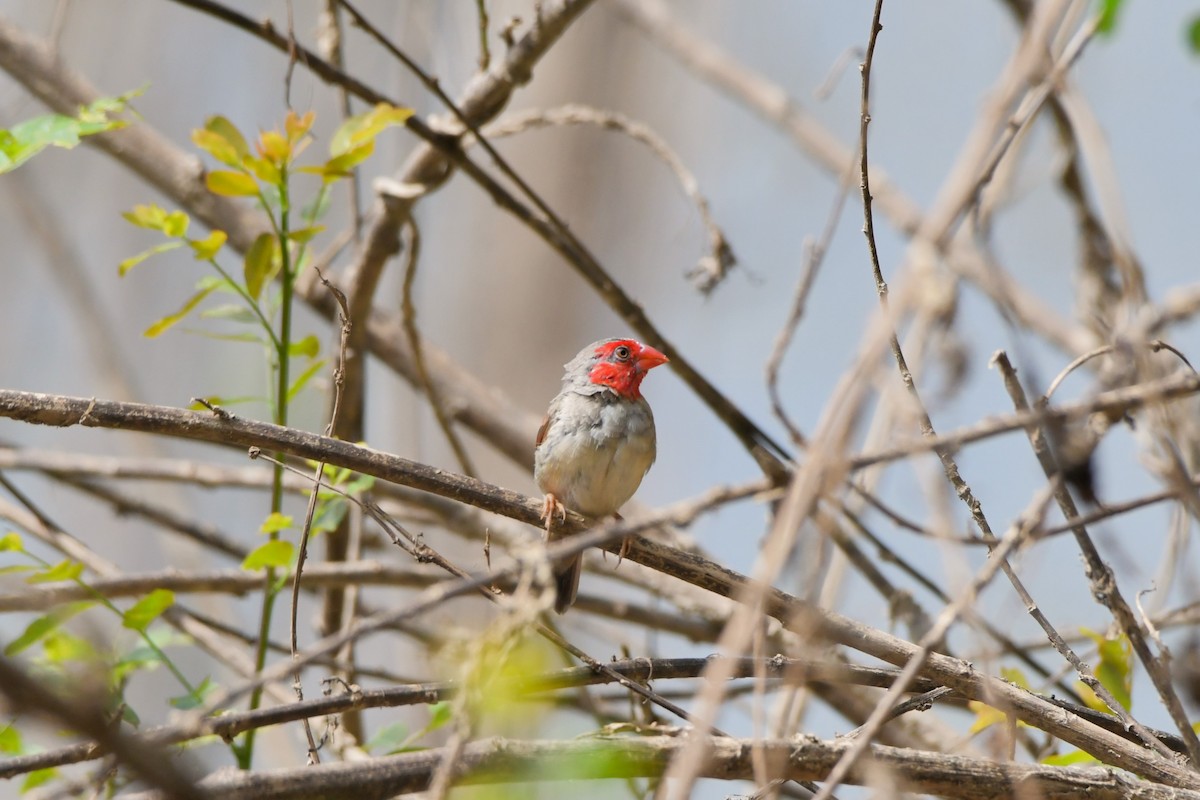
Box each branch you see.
[121,734,1200,800]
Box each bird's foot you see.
[616,535,633,568]
[612,512,629,568]
[541,493,566,535]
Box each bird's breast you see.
[534,393,657,517]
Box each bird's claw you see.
[541,494,566,533]
[616,535,632,568]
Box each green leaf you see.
[365,721,411,755]
[119,241,184,276]
[205,170,259,197]
[330,103,413,156]
[321,141,374,181]
[189,229,227,261]
[121,589,175,632]
[22,767,58,792]
[186,329,265,345]
[0,90,134,174]
[287,225,325,244]
[122,204,172,232]
[119,204,189,238]
[1042,749,1100,767]
[426,701,453,732]
[143,284,217,338]
[199,304,257,324]
[286,358,327,402]
[0,531,23,551]
[1188,15,1200,54]
[192,128,241,167]
[242,155,281,185]
[242,540,294,570]
[0,565,34,577]
[1075,627,1133,712]
[243,232,276,302]
[344,473,376,496]
[28,559,84,584]
[0,725,21,755]
[171,676,216,710]
[259,512,293,534]
[310,497,347,535]
[161,210,189,238]
[289,334,320,359]
[41,630,98,664]
[5,601,95,655]
[205,116,250,161]
[187,395,259,410]
[1096,0,1122,34]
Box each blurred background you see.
[2,0,1200,795]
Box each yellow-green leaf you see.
[192,128,240,167]
[121,589,175,632]
[205,170,259,197]
[1042,749,1100,767]
[0,531,23,551]
[28,559,84,584]
[288,334,320,359]
[286,358,327,402]
[243,232,275,301]
[0,725,21,754]
[189,229,227,261]
[287,225,325,244]
[144,284,217,338]
[242,155,280,184]
[323,141,374,180]
[205,115,249,160]
[259,512,293,534]
[331,103,413,156]
[1079,627,1133,712]
[5,601,94,655]
[122,203,170,231]
[162,210,189,238]
[242,540,294,570]
[257,130,289,164]
[119,241,184,276]
[21,767,58,792]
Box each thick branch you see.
[123,734,1200,800]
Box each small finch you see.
[534,338,669,613]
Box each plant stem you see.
[237,167,294,769]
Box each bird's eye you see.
[613,345,631,360]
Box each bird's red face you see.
[586,339,669,400]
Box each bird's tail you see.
[553,554,581,614]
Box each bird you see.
[534,338,669,613]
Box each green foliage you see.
[1188,15,1200,54]
[114,105,408,770]
[966,667,1031,734]
[242,540,295,571]
[4,600,95,656]
[259,512,294,534]
[1075,628,1132,713]
[0,88,141,174]
[1095,0,1123,34]
[306,462,377,536]
[366,701,454,755]
[121,589,175,632]
[170,676,217,710]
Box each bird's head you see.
[574,338,669,400]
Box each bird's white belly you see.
[535,396,656,517]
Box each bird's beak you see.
[636,345,669,372]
